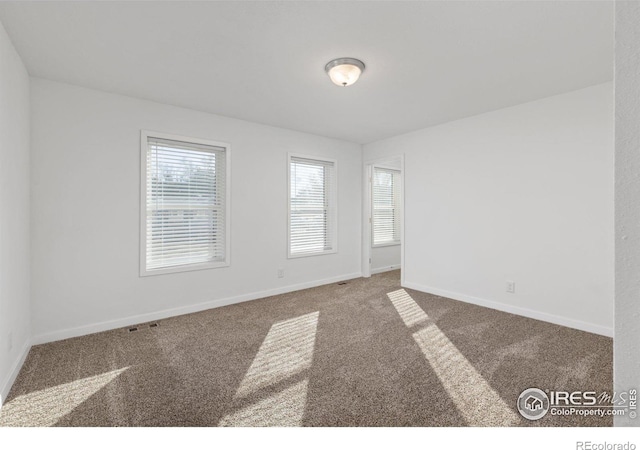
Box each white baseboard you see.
[0,339,32,407]
[402,281,613,337]
[32,272,363,345]
[371,265,401,275]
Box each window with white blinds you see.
[141,132,229,275]
[372,167,401,246]
[288,155,337,257]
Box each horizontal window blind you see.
[373,167,401,246]
[145,136,226,272]
[289,156,336,256]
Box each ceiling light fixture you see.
[324,57,365,87]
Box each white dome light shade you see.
[325,58,365,87]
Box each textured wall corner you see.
[615,0,640,427]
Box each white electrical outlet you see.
[277,268,285,278]
[506,281,516,294]
[8,331,13,352]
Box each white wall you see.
[0,20,31,404]
[30,79,362,343]
[614,0,640,427]
[371,245,401,274]
[364,83,614,336]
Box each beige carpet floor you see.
[0,271,612,427]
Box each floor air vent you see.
[127,322,158,333]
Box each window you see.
[288,154,337,257]
[372,166,401,246]
[141,131,229,276]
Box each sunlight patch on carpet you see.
[218,379,309,426]
[387,289,519,426]
[387,288,430,328]
[0,367,128,427]
[219,311,319,426]
[233,311,318,399]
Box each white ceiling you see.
[0,1,613,144]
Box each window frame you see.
[287,153,338,259]
[371,164,401,248]
[140,130,231,277]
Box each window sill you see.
[287,249,337,259]
[372,242,401,249]
[140,260,229,277]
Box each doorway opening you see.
[362,155,404,285]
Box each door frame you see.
[362,154,405,287]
